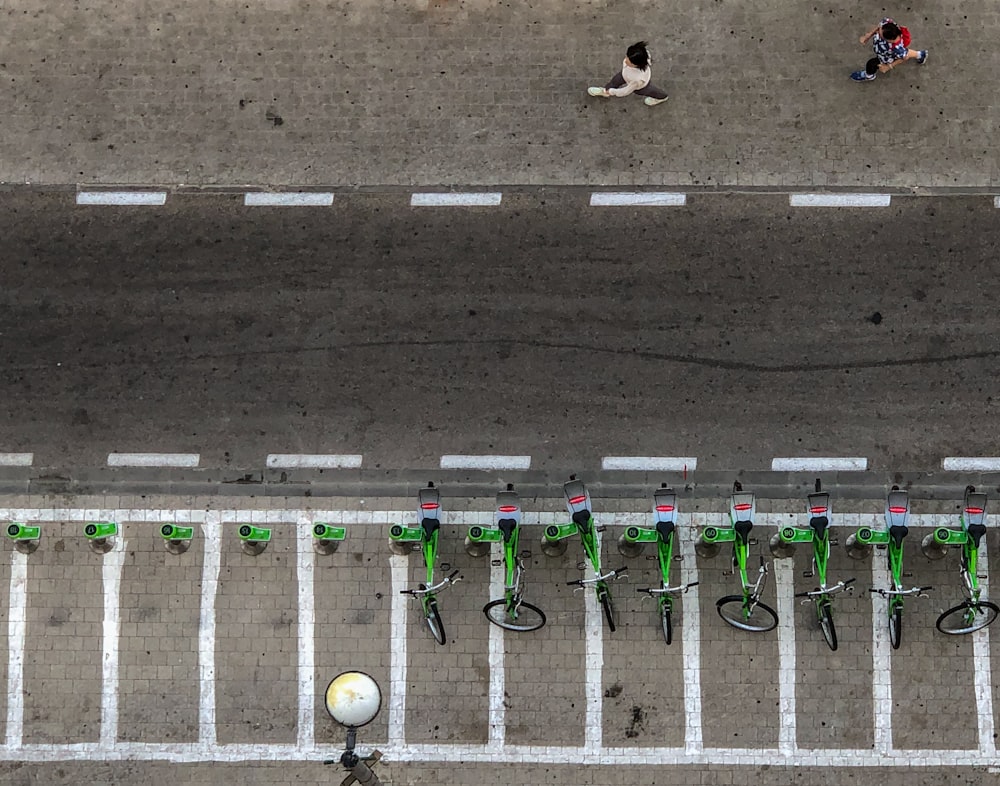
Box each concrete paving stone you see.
[21,522,103,743]
[216,524,298,744]
[117,520,202,743]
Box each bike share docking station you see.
[6,522,40,554]
[238,524,271,556]
[84,521,118,554]
[160,523,194,555]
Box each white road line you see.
[0,453,32,467]
[681,512,703,754]
[589,192,686,206]
[198,514,221,747]
[76,191,167,206]
[439,455,531,471]
[583,531,603,755]
[388,555,409,745]
[107,453,200,468]
[789,194,891,207]
[5,551,27,749]
[974,540,995,756]
[410,193,502,207]
[266,454,363,470]
[771,457,868,472]
[869,514,893,756]
[942,457,1000,471]
[296,515,316,752]
[773,557,797,755]
[995,196,1000,209]
[601,456,697,472]
[487,548,505,750]
[243,193,334,207]
[100,536,126,749]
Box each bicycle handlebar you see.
[567,566,628,587]
[794,577,857,598]
[637,581,699,595]
[869,585,932,597]
[400,569,463,596]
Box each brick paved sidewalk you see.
[0,0,995,188]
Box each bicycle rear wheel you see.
[936,600,1000,635]
[483,598,547,632]
[660,601,673,645]
[599,590,617,632]
[818,600,838,651]
[426,599,446,645]
[716,595,778,632]
[888,603,902,649]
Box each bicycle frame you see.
[931,487,988,604]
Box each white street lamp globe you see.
[325,671,382,728]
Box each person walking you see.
[851,17,927,82]
[588,41,669,106]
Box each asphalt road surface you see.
[3,191,999,472]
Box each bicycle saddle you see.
[734,519,753,542]
[809,516,829,536]
[889,525,907,547]
[967,522,987,548]
[421,517,440,537]
[572,510,592,530]
[497,518,517,541]
[656,520,675,541]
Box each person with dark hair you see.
[588,41,669,106]
[851,17,927,82]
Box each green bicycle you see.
[772,479,855,650]
[468,484,547,632]
[620,484,698,645]
[543,476,626,632]
[925,485,999,635]
[389,482,462,645]
[848,485,930,650]
[699,481,778,632]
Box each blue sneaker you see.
[851,70,876,82]
[917,50,928,64]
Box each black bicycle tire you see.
[936,600,1000,635]
[660,602,673,645]
[889,603,902,650]
[600,591,617,632]
[818,601,838,651]
[426,599,447,645]
[483,598,547,632]
[716,595,779,632]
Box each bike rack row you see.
[388,478,997,650]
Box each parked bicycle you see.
[699,481,778,632]
[467,484,546,632]
[847,486,930,649]
[619,484,697,644]
[924,485,999,635]
[543,476,626,632]
[771,479,855,650]
[389,482,461,645]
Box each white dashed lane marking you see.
[76,192,167,206]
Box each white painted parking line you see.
[266,454,363,470]
[296,516,316,752]
[0,454,32,467]
[583,537,602,755]
[995,196,1000,209]
[100,536,126,749]
[198,514,221,747]
[410,193,503,207]
[681,511,704,754]
[773,557,797,754]
[789,194,891,207]
[76,191,167,206]
[589,192,686,206]
[388,555,409,744]
[243,193,334,207]
[601,456,697,472]
[439,455,531,471]
[974,540,995,756]
[942,457,1000,471]
[487,550,505,750]
[5,551,27,749]
[771,457,868,472]
[869,514,893,755]
[107,453,200,468]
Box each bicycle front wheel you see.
[483,598,547,632]
[717,595,778,632]
[818,600,838,651]
[936,600,1000,635]
[600,590,617,632]
[888,603,902,649]
[660,602,673,645]
[426,599,447,645]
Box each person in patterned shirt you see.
[851,18,928,82]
